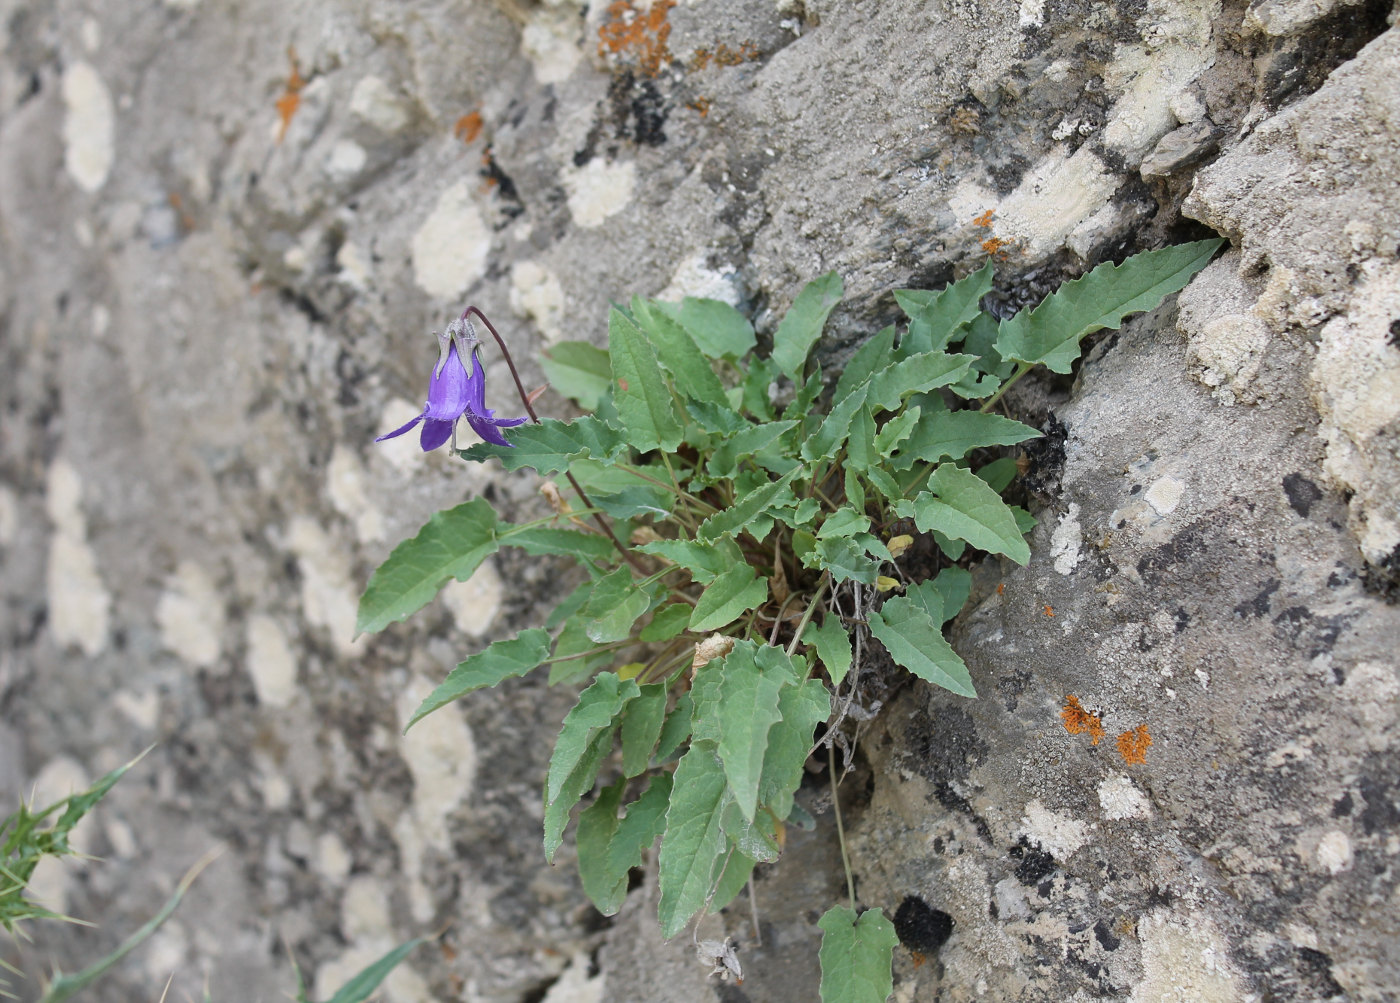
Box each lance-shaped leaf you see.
[709,848,758,912]
[805,616,853,687]
[540,341,611,410]
[758,678,831,820]
[818,906,899,1003]
[721,798,781,862]
[609,308,684,452]
[869,596,976,697]
[639,603,692,642]
[405,629,551,731]
[929,566,973,623]
[577,774,672,916]
[893,410,1040,468]
[874,406,921,457]
[895,259,995,355]
[807,537,880,585]
[636,536,744,584]
[715,644,795,822]
[544,673,640,861]
[620,683,669,777]
[833,326,897,402]
[695,468,799,544]
[895,463,1031,564]
[459,416,628,473]
[801,384,869,463]
[995,238,1224,373]
[500,525,617,563]
[707,420,799,479]
[771,272,843,382]
[740,355,780,421]
[655,693,693,762]
[845,404,877,471]
[658,741,730,938]
[689,563,769,632]
[580,566,653,643]
[867,351,976,411]
[656,297,756,360]
[632,298,731,409]
[358,498,499,635]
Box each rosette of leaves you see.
[358,238,1221,1000]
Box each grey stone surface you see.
[1,0,1397,1000]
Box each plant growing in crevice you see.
[361,237,1222,1000]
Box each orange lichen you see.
[949,106,981,135]
[167,192,194,233]
[687,96,712,116]
[997,582,1005,595]
[454,110,484,143]
[597,0,676,77]
[1061,695,1105,745]
[981,236,1014,259]
[1044,605,1055,617]
[973,209,995,228]
[275,45,303,144]
[1117,725,1152,765]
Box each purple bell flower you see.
[376,321,527,451]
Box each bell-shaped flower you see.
[376,325,525,451]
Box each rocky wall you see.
[1,0,1397,1000]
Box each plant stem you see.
[978,361,1032,413]
[829,742,856,910]
[787,574,829,658]
[464,306,645,574]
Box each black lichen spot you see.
[1359,770,1400,834]
[1020,414,1067,498]
[1296,947,1345,998]
[1388,318,1400,348]
[934,782,994,844]
[894,897,954,953]
[1093,919,1120,951]
[1332,792,1353,817]
[1282,473,1324,517]
[1136,526,1207,586]
[607,70,668,147]
[1010,836,1055,886]
[1234,578,1280,618]
[1361,543,1400,604]
[1173,607,1190,632]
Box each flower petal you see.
[424,343,472,421]
[419,417,456,451]
[466,414,519,448]
[375,411,426,442]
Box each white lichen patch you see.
[946,179,999,225]
[1313,830,1353,875]
[326,139,367,179]
[541,952,605,1003]
[510,260,567,344]
[1049,502,1082,575]
[1144,476,1185,517]
[440,560,503,638]
[1188,314,1270,404]
[336,240,373,290]
[1130,908,1243,1002]
[1018,0,1047,27]
[156,560,225,669]
[326,444,385,543]
[62,62,115,193]
[1098,775,1152,820]
[562,158,636,228]
[397,675,478,850]
[0,484,16,545]
[348,75,412,134]
[45,459,110,657]
[1019,799,1093,859]
[286,517,362,656]
[315,831,352,883]
[244,614,299,708]
[113,688,161,731]
[522,5,583,84]
[660,252,742,305]
[995,148,1119,259]
[411,181,492,300]
[1340,660,1399,749]
[316,876,435,1002]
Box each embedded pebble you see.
[45,460,111,657]
[397,675,478,850]
[156,560,225,668]
[411,182,492,299]
[1315,830,1353,875]
[1144,475,1185,516]
[62,62,115,193]
[245,614,299,708]
[349,75,411,134]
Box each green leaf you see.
[609,307,685,452]
[930,566,973,623]
[868,596,975,697]
[805,616,853,686]
[636,536,745,584]
[548,616,615,686]
[714,644,794,821]
[995,238,1224,373]
[658,297,756,359]
[358,498,500,635]
[758,679,831,821]
[721,799,781,862]
[895,463,1030,564]
[784,367,825,423]
[540,341,612,410]
[708,848,757,912]
[689,563,769,632]
[544,673,640,861]
[867,352,976,411]
[707,421,800,479]
[845,404,877,471]
[695,468,799,544]
[976,456,1020,493]
[818,906,899,1003]
[741,356,780,421]
[459,416,627,473]
[317,938,431,1003]
[632,298,732,408]
[874,406,921,457]
[658,741,730,938]
[577,775,672,916]
[801,385,870,463]
[771,272,843,381]
[895,259,995,355]
[893,410,1040,468]
[406,629,551,731]
[589,485,673,520]
[833,326,897,402]
[1012,505,1037,535]
[817,508,871,540]
[808,537,881,585]
[656,692,693,762]
[621,683,669,777]
[640,603,693,642]
[686,397,750,435]
[580,567,654,643]
[904,581,945,625]
[864,466,903,504]
[501,525,616,563]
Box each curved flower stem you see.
[463,306,645,573]
[978,361,1033,413]
[829,742,856,910]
